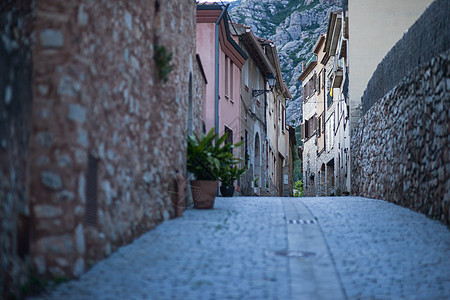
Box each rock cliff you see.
[229,0,342,126]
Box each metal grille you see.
[85,154,98,227]
[289,219,317,225]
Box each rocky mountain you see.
[229,0,342,127]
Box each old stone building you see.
[299,9,350,197]
[196,4,247,193]
[264,42,292,197]
[231,23,292,196]
[1,0,202,297]
[232,23,273,196]
[299,52,318,196]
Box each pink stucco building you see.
[196,4,247,145]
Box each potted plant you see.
[220,164,247,197]
[187,128,236,208]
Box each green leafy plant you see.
[254,177,260,187]
[154,44,174,83]
[187,128,244,181]
[220,164,247,186]
[293,180,304,197]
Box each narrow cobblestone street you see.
[31,197,450,300]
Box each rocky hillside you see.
[229,0,342,126]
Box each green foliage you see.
[295,124,303,146]
[292,125,303,182]
[293,159,302,182]
[221,164,247,186]
[154,44,174,83]
[293,180,304,197]
[254,176,259,187]
[18,270,69,298]
[187,128,245,181]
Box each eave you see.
[323,11,343,57]
[197,5,248,68]
[298,60,317,82]
[241,29,275,75]
[266,43,291,98]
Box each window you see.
[224,126,233,150]
[318,71,321,94]
[245,130,248,163]
[230,59,233,99]
[303,72,317,102]
[244,61,249,87]
[302,115,317,140]
[318,115,322,137]
[225,56,229,96]
[282,105,285,132]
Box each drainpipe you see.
[215,4,229,136]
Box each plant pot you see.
[190,180,217,209]
[220,185,235,197]
[253,187,260,196]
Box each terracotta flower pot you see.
[220,185,235,197]
[190,180,218,209]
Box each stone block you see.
[77,127,88,147]
[34,205,63,218]
[73,258,85,277]
[38,234,74,255]
[55,258,69,267]
[68,104,87,123]
[37,84,49,95]
[75,223,85,254]
[57,153,72,167]
[78,4,88,26]
[36,131,53,147]
[58,75,81,97]
[101,180,112,205]
[124,11,132,30]
[78,173,86,204]
[40,29,64,47]
[56,190,75,202]
[41,171,63,190]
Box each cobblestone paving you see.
[31,197,450,300]
[32,198,290,300]
[302,197,450,300]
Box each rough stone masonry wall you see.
[0,1,33,298]
[351,50,449,225]
[27,0,197,285]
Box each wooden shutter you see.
[322,114,325,133]
[302,85,306,102]
[301,123,305,140]
[313,73,317,92]
[313,115,317,132]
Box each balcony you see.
[332,67,343,88]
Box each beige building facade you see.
[348,0,434,175]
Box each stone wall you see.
[1,0,199,297]
[351,50,449,225]
[0,1,33,298]
[361,0,450,113]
